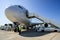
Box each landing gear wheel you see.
[41,30,44,32]
[14,29,17,32]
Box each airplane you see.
[5,5,60,32]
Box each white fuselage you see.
[5,5,31,26]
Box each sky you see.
[0,0,60,25]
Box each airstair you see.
[30,13,60,28]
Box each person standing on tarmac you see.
[18,25,23,35]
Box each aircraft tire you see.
[14,29,17,32]
[41,30,44,32]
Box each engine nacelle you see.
[44,23,48,27]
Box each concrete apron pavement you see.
[0,30,60,40]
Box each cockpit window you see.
[18,6,23,9]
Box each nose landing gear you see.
[13,22,19,32]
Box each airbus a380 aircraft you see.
[5,5,60,32]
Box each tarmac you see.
[0,30,60,40]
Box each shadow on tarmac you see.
[20,31,53,37]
